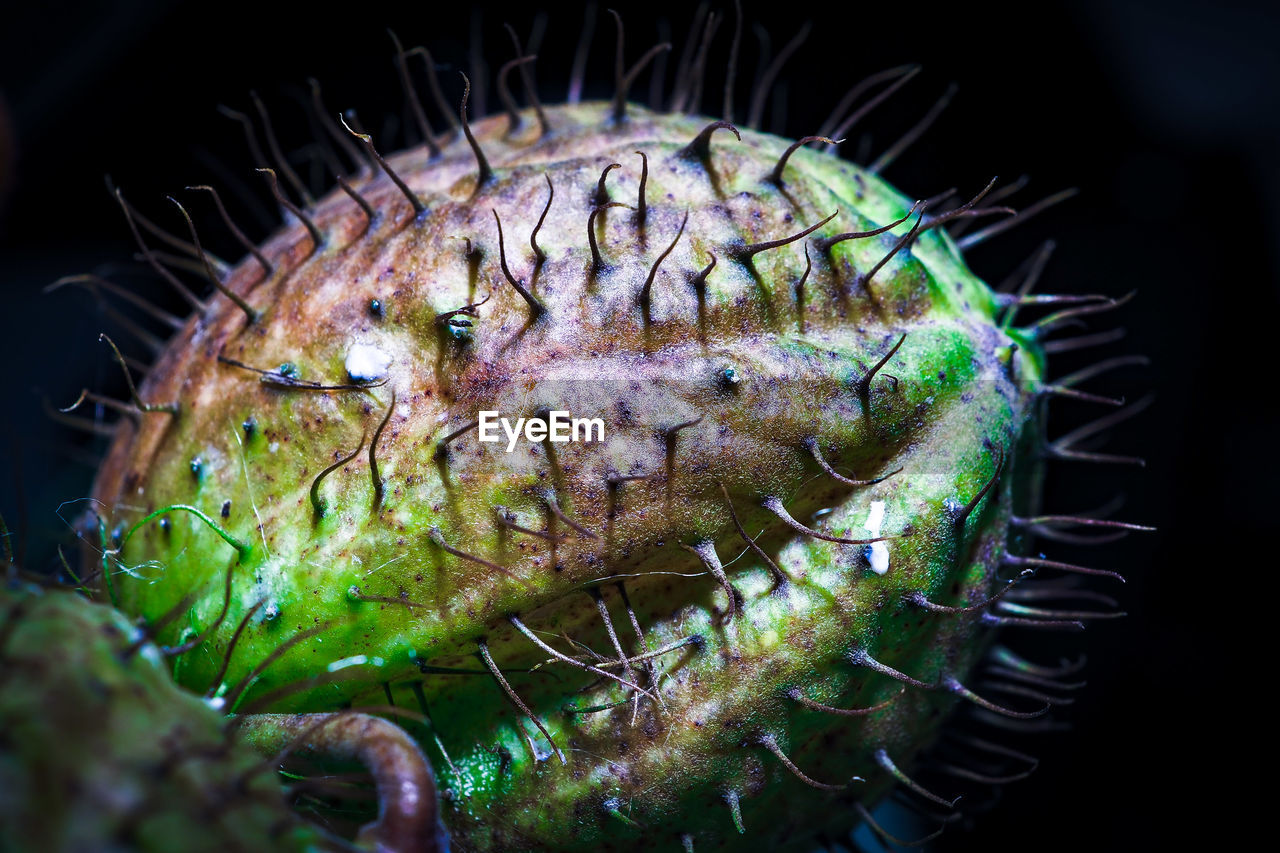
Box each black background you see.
[1,0,1271,849]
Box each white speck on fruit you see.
[345,342,391,382]
[864,500,889,575]
[531,734,555,763]
[326,654,386,673]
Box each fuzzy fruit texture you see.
[0,581,329,853]
[93,102,1046,850]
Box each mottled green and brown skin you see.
[93,102,1045,850]
[0,581,330,853]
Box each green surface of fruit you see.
[93,102,1046,850]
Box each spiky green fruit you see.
[92,100,1055,850]
[0,579,329,853]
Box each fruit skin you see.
[0,579,329,853]
[91,100,1046,849]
